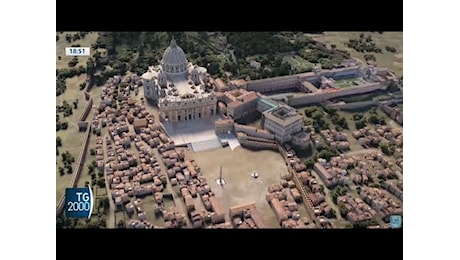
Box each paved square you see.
[163,116,239,152]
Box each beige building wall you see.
[158,95,217,122]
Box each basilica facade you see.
[142,38,217,122]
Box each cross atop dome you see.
[170,36,177,47]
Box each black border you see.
[57,1,402,31]
[57,228,402,258]
[56,1,403,258]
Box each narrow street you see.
[151,148,191,227]
[104,182,116,228]
[101,129,115,228]
[308,169,343,222]
[128,119,192,226]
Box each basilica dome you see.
[162,38,188,75]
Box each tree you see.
[305,158,316,169]
[90,149,96,156]
[65,33,72,43]
[353,113,364,121]
[364,54,376,62]
[323,105,338,116]
[72,33,81,42]
[355,119,367,130]
[56,79,67,96]
[58,167,65,176]
[379,140,394,155]
[61,151,69,164]
[368,113,386,125]
[318,147,339,161]
[60,122,68,130]
[88,164,95,173]
[338,204,348,218]
[97,214,107,228]
[87,220,102,229]
[329,208,337,218]
[84,181,90,187]
[311,111,324,120]
[56,136,62,147]
[68,57,79,67]
[98,177,106,188]
[117,219,126,228]
[79,82,86,90]
[331,186,348,204]
[356,186,361,193]
[387,81,400,92]
[330,44,336,50]
[366,35,372,43]
[353,219,378,229]
[99,197,110,211]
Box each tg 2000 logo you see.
[65,187,94,218]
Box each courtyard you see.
[187,146,291,227]
[334,77,363,88]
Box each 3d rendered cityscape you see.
[56,32,403,229]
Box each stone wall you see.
[288,82,384,107]
[79,97,93,122]
[57,75,94,217]
[56,125,92,217]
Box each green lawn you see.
[306,32,403,77]
[282,55,315,71]
[334,78,360,88]
[216,53,231,71]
